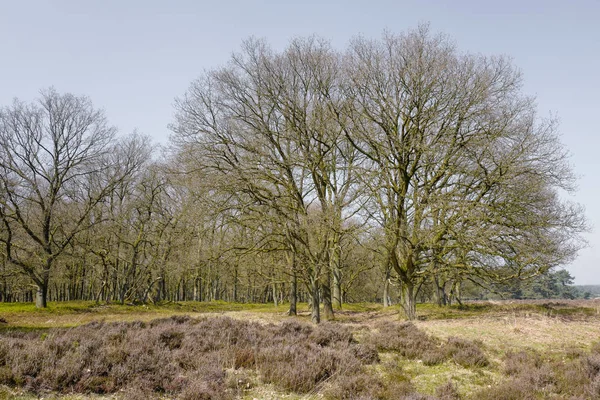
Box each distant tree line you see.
[0,25,587,320]
[461,269,590,300]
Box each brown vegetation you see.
[0,301,599,399]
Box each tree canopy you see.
[0,26,587,319]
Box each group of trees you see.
[0,26,586,320]
[480,269,589,300]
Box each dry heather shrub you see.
[493,348,600,398]
[323,372,385,400]
[310,322,355,346]
[397,393,437,400]
[0,340,9,366]
[0,315,379,398]
[278,319,314,336]
[473,379,538,400]
[225,369,253,396]
[503,351,555,389]
[584,353,600,378]
[554,360,589,395]
[351,343,380,364]
[178,375,235,400]
[586,375,600,398]
[421,349,447,366]
[445,337,488,368]
[159,329,185,350]
[256,343,361,393]
[0,366,13,385]
[233,347,255,369]
[118,381,160,400]
[366,322,441,361]
[385,381,423,399]
[504,351,544,376]
[435,380,460,400]
[366,322,489,368]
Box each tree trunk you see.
[452,281,463,306]
[400,281,417,320]
[332,267,342,310]
[383,266,391,307]
[272,281,278,307]
[35,283,48,308]
[310,278,320,324]
[288,271,297,316]
[233,263,238,302]
[331,237,343,310]
[35,266,50,308]
[434,274,447,307]
[383,279,390,307]
[322,270,334,320]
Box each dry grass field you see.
[0,299,599,399]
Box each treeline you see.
[462,269,589,301]
[0,25,586,320]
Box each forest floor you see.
[0,299,599,399]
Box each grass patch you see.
[0,301,292,330]
[0,300,290,315]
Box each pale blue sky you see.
[1,0,598,283]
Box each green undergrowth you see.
[0,300,292,331]
[0,300,290,315]
[0,300,385,315]
[415,300,599,321]
[399,356,500,397]
[1,299,595,317]
[1,300,597,333]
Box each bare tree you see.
[170,27,586,321]
[0,89,146,307]
[172,37,365,322]
[342,25,586,319]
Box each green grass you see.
[403,358,500,397]
[0,300,295,331]
[0,300,290,314]
[1,299,596,332]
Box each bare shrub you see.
[118,382,159,400]
[159,329,185,350]
[473,379,538,400]
[351,343,380,364]
[0,316,378,398]
[503,351,555,389]
[421,349,447,366]
[445,337,488,368]
[178,374,234,400]
[256,344,360,393]
[310,322,355,346]
[0,366,13,385]
[323,372,385,399]
[233,347,255,369]
[584,353,600,378]
[555,360,588,395]
[586,375,600,398]
[436,380,460,399]
[366,322,441,360]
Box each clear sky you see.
[1,0,598,284]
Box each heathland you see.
[0,299,599,399]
